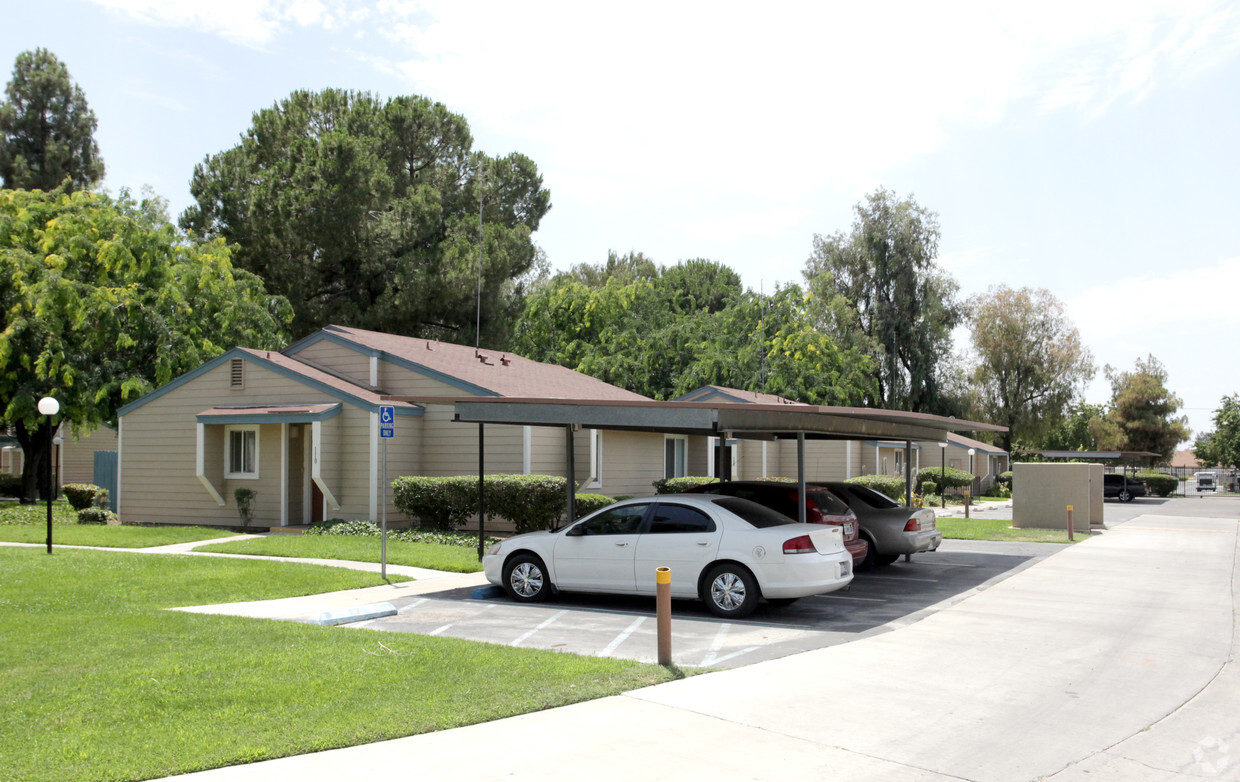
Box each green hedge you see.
[996,471,1013,490]
[392,474,616,534]
[652,476,716,494]
[917,466,976,494]
[847,474,908,502]
[0,475,22,499]
[1135,471,1178,497]
[76,507,115,524]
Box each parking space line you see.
[429,603,496,636]
[511,610,567,646]
[396,598,429,613]
[599,617,646,657]
[700,623,733,666]
[862,575,939,583]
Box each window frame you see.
[664,436,687,479]
[225,425,260,480]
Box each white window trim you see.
[585,429,602,489]
[225,425,260,480]
[664,435,687,479]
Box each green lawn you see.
[197,533,486,572]
[0,547,679,782]
[0,501,240,548]
[937,516,1079,544]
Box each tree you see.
[181,89,550,344]
[966,285,1095,453]
[1193,395,1240,468]
[1040,401,1111,451]
[1101,355,1191,462]
[0,187,291,501]
[513,257,873,404]
[0,48,104,192]
[804,188,962,413]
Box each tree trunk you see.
[14,418,54,504]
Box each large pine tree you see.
[0,48,105,192]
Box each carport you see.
[385,396,1006,551]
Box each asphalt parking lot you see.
[351,539,1068,669]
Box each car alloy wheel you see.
[1118,490,1132,503]
[704,564,758,618]
[503,554,550,602]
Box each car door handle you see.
[614,542,629,547]
[697,541,710,546]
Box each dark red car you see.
[683,481,869,568]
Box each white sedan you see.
[483,495,853,618]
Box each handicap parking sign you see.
[380,405,395,438]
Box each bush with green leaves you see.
[574,493,616,516]
[483,474,567,533]
[391,476,477,531]
[996,471,1013,491]
[847,474,908,502]
[76,507,115,524]
[393,474,612,533]
[62,483,105,511]
[304,519,381,537]
[652,476,716,494]
[1136,471,1178,497]
[917,466,976,495]
[0,475,24,498]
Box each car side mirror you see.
[565,524,585,537]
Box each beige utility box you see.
[1012,462,1101,532]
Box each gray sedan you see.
[816,482,942,569]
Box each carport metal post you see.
[797,432,807,525]
[565,426,576,527]
[477,424,485,561]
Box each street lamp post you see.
[938,441,947,509]
[37,396,59,554]
[968,448,976,503]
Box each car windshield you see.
[711,497,799,528]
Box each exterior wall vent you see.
[230,358,244,389]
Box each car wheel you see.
[503,553,550,603]
[1118,490,1132,503]
[703,563,759,618]
[857,535,879,571]
[874,553,899,567]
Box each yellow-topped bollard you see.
[656,567,672,666]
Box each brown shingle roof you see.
[238,348,419,410]
[306,325,650,402]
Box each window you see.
[648,503,715,534]
[574,503,648,535]
[587,429,603,489]
[664,436,687,479]
[226,426,259,478]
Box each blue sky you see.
[5,1,1239,445]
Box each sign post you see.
[379,406,395,579]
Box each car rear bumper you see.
[887,529,943,556]
[846,538,868,566]
[756,552,853,598]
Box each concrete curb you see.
[303,602,398,626]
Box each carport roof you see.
[386,396,1007,442]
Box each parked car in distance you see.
[1195,471,1217,492]
[814,482,941,569]
[1103,473,1148,502]
[682,481,869,568]
[483,495,854,618]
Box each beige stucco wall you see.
[1012,462,1097,532]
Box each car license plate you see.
[844,522,855,536]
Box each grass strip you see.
[937,517,1079,544]
[0,547,677,781]
[197,534,485,572]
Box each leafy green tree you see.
[1193,395,1240,468]
[1040,402,1111,451]
[966,285,1095,453]
[1,187,291,502]
[0,48,104,192]
[804,187,962,413]
[181,89,550,344]
[1101,355,1191,462]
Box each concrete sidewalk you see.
[159,509,1238,782]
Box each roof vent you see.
[229,358,244,389]
[500,354,510,366]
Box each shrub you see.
[484,474,567,534]
[0,475,23,498]
[392,476,477,531]
[652,476,716,494]
[917,466,975,495]
[234,487,257,528]
[996,471,1013,491]
[305,519,380,536]
[847,474,907,502]
[920,481,938,498]
[77,507,115,524]
[1136,471,1178,497]
[62,483,104,511]
[574,493,616,516]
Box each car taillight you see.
[783,535,816,554]
[903,518,922,532]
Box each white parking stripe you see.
[511,610,567,646]
[428,602,495,635]
[599,617,646,657]
[396,598,429,613]
[701,623,733,666]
